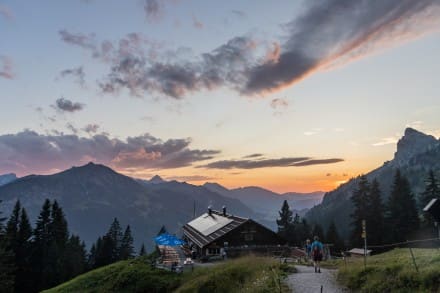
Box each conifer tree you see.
[350,175,370,247]
[65,235,87,280]
[0,200,15,292]
[386,169,420,243]
[15,208,33,293]
[276,200,293,243]
[326,221,343,255]
[5,200,21,250]
[88,243,97,269]
[120,225,134,260]
[32,199,53,291]
[157,225,167,236]
[366,179,385,245]
[107,218,123,261]
[139,243,147,256]
[420,170,440,211]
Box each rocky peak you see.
[149,175,165,184]
[394,128,439,166]
[0,173,17,186]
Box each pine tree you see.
[64,235,87,280]
[139,243,147,256]
[32,199,52,291]
[326,221,343,255]
[386,169,420,243]
[107,218,123,261]
[350,175,370,247]
[366,179,385,245]
[420,170,440,211]
[157,225,167,236]
[5,200,21,251]
[88,243,97,269]
[15,208,33,293]
[0,200,15,292]
[120,225,134,260]
[276,200,293,243]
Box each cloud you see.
[0,130,221,175]
[82,124,100,134]
[243,0,440,94]
[0,56,15,79]
[144,0,163,23]
[304,128,323,136]
[54,98,85,113]
[60,1,439,98]
[66,123,79,134]
[372,136,399,146]
[59,66,85,87]
[166,175,217,182]
[243,153,264,158]
[0,4,13,20]
[192,15,203,29]
[200,156,343,169]
[231,10,246,18]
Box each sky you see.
[1,0,440,193]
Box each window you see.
[244,233,254,241]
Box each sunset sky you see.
[1,0,440,193]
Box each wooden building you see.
[182,207,283,257]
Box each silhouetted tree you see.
[139,243,147,256]
[366,179,385,245]
[386,170,420,243]
[350,175,370,247]
[64,235,87,280]
[326,221,343,255]
[0,200,15,292]
[107,218,123,261]
[157,225,167,236]
[15,208,33,293]
[120,225,134,260]
[276,200,294,244]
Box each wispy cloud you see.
[372,136,400,146]
[0,56,15,79]
[82,124,100,134]
[54,98,85,113]
[192,15,203,29]
[304,128,323,136]
[59,1,440,99]
[243,0,440,95]
[166,175,217,182]
[0,4,13,20]
[59,66,86,87]
[200,156,343,169]
[0,130,220,175]
[144,0,163,23]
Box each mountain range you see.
[306,128,440,239]
[0,163,323,250]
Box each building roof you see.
[348,248,372,255]
[183,210,248,248]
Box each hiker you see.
[311,236,323,273]
[305,239,312,260]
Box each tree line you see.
[350,169,439,247]
[276,169,440,253]
[0,199,146,293]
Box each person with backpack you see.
[311,236,323,273]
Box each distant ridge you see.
[306,128,440,238]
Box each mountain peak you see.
[149,175,165,184]
[394,128,438,165]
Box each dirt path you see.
[286,265,349,293]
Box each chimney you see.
[208,205,212,215]
[222,206,227,216]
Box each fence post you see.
[407,241,419,273]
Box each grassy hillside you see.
[44,256,290,293]
[43,256,181,293]
[337,248,440,292]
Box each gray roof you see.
[183,210,248,248]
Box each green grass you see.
[44,256,290,293]
[175,256,289,293]
[43,256,181,293]
[336,248,440,292]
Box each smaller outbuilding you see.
[183,206,283,258]
[348,248,372,257]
